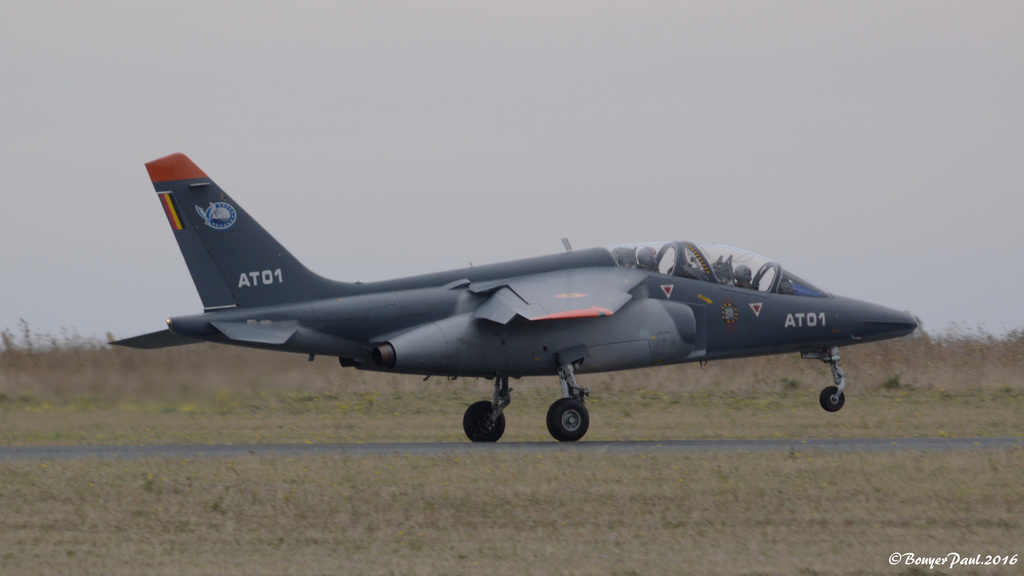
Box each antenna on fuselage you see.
[561,237,573,252]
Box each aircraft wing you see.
[471,268,646,324]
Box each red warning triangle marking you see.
[750,302,763,317]
[661,285,673,299]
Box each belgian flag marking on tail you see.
[159,193,184,231]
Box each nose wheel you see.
[803,346,848,412]
[819,385,845,412]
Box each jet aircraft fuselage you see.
[116,154,918,442]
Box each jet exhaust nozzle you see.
[166,314,218,338]
[372,343,397,368]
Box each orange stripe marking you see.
[530,307,614,321]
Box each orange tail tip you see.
[146,153,208,183]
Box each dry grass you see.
[3,327,1024,400]
[1,449,1021,576]
[1,329,1022,445]
[2,327,1023,575]
[0,385,1021,446]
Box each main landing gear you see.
[462,357,592,443]
[462,376,511,442]
[548,358,590,442]
[802,346,847,412]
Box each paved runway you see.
[1,437,1020,461]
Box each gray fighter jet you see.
[114,153,918,442]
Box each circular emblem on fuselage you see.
[722,302,739,324]
[196,202,237,230]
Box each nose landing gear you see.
[802,346,847,412]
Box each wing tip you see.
[145,153,208,183]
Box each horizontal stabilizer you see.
[110,330,201,349]
[210,321,298,345]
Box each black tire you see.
[546,398,589,442]
[463,400,506,442]
[819,386,845,412]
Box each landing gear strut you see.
[462,376,511,442]
[547,358,590,442]
[461,356,594,443]
[802,346,846,412]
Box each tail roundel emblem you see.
[196,202,237,230]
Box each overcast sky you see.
[2,1,1022,343]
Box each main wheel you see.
[463,400,506,442]
[819,385,845,412]
[546,398,589,442]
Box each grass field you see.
[1,450,1021,575]
[1,328,1022,445]
[1,327,1022,575]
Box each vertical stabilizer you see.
[146,153,351,309]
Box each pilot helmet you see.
[636,246,657,270]
[734,264,752,285]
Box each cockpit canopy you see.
[605,241,829,297]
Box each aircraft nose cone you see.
[832,295,918,342]
[860,307,918,339]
